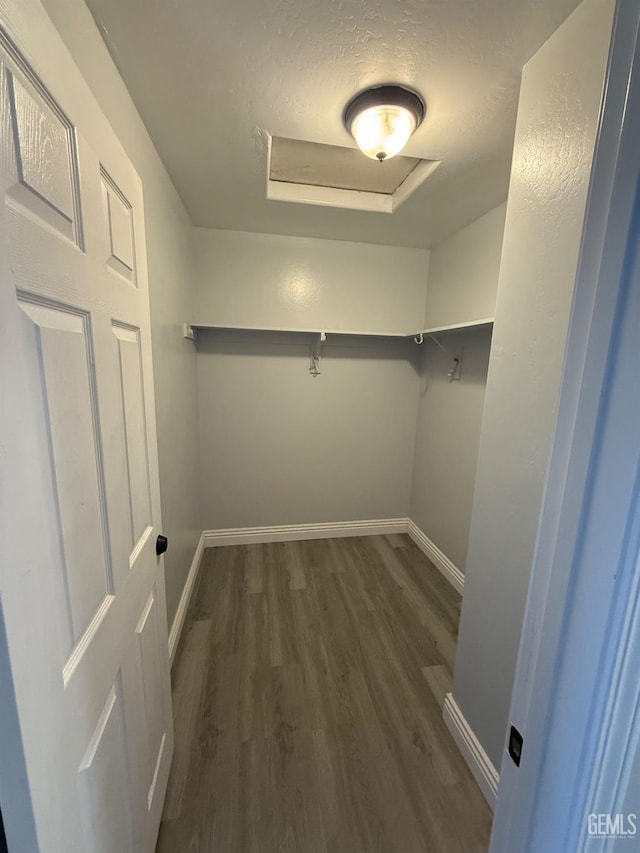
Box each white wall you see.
[192,228,429,333]
[410,204,505,570]
[410,328,493,571]
[424,203,507,328]
[452,0,615,770]
[197,332,420,528]
[42,0,201,630]
[193,228,428,529]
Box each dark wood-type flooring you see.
[156,534,492,852]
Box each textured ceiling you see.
[84,0,581,248]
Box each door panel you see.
[78,679,134,853]
[18,298,112,644]
[112,321,153,551]
[101,169,136,284]
[5,66,81,245]
[0,7,173,851]
[135,589,168,806]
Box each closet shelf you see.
[184,317,495,378]
[183,317,495,341]
[408,317,495,337]
[183,322,409,339]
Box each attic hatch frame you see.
[264,133,441,214]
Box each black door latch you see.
[508,724,524,767]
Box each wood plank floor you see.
[156,534,492,852]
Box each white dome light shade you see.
[344,86,425,162]
[350,105,416,161]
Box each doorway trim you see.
[490,0,640,848]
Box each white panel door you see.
[0,4,173,851]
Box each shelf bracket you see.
[310,331,326,377]
[448,349,462,382]
[425,334,462,381]
[183,323,196,341]
[427,333,454,358]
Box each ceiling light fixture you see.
[343,85,426,163]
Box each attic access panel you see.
[270,137,419,193]
[267,136,440,214]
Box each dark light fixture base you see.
[343,85,426,136]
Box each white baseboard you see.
[407,520,465,595]
[168,532,205,666]
[203,518,407,547]
[443,692,499,809]
[201,519,464,596]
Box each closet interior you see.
[186,207,504,564]
[23,0,615,848]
